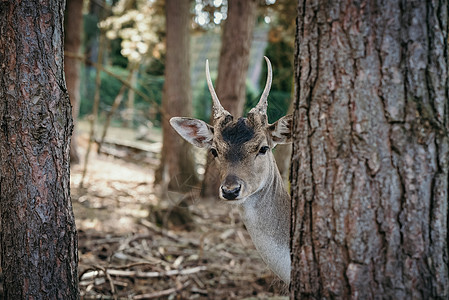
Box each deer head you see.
[170,57,292,203]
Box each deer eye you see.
[210,148,218,158]
[258,146,270,155]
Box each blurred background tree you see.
[155,0,199,192]
[65,0,84,164]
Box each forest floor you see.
[71,123,287,299]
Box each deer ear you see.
[170,117,214,148]
[268,114,293,146]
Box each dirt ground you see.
[71,126,288,299]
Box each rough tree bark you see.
[156,0,199,192]
[201,0,258,197]
[0,1,79,298]
[291,0,448,298]
[65,0,84,164]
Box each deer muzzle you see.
[220,174,243,200]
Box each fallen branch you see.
[139,219,180,242]
[80,265,207,281]
[133,281,190,300]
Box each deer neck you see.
[238,154,291,283]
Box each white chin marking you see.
[220,197,247,205]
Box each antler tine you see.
[249,56,272,115]
[206,59,228,119]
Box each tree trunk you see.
[156,0,199,192]
[290,1,448,298]
[0,1,79,298]
[215,0,258,117]
[201,0,258,198]
[65,0,84,164]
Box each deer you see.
[169,57,292,283]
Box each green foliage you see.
[192,75,288,124]
[245,90,291,124]
[192,79,212,122]
[265,90,291,123]
[110,38,129,68]
[80,66,124,116]
[83,13,100,57]
[254,33,294,122]
[144,54,165,76]
[79,65,164,127]
[134,72,164,126]
[260,39,294,93]
[193,79,257,122]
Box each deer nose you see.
[221,185,241,200]
[220,175,242,200]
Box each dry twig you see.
[80,265,207,281]
[133,281,190,299]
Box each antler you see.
[206,59,229,120]
[249,56,272,116]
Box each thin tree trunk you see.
[80,32,106,189]
[124,68,138,128]
[201,0,258,198]
[290,0,448,298]
[0,1,79,298]
[65,0,84,164]
[156,0,199,192]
